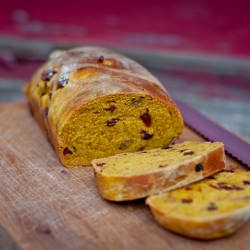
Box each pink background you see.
[1,0,250,57]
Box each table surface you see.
[0,102,248,250]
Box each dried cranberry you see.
[106,118,119,126]
[207,203,218,211]
[185,186,192,190]
[220,183,243,190]
[207,176,216,180]
[57,76,68,88]
[209,183,243,191]
[243,180,250,185]
[98,56,104,63]
[181,198,193,204]
[41,70,56,81]
[63,147,73,156]
[96,162,106,167]
[105,105,116,112]
[140,108,151,127]
[141,130,153,140]
[195,163,204,172]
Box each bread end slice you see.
[146,168,250,239]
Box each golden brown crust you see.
[93,144,225,201]
[25,46,183,166]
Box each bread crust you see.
[147,201,250,240]
[93,144,225,201]
[25,47,183,166]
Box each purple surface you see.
[176,100,250,167]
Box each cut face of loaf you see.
[25,46,183,167]
[92,141,225,201]
[146,168,250,240]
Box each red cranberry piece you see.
[98,56,104,63]
[105,105,116,112]
[141,130,153,140]
[207,176,216,180]
[181,198,193,204]
[63,147,73,156]
[207,203,218,211]
[96,162,106,167]
[57,76,68,89]
[140,108,151,127]
[106,118,119,126]
[183,151,194,155]
[41,70,56,81]
[209,183,243,191]
[243,180,250,185]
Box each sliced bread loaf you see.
[92,141,225,201]
[146,167,250,239]
[25,46,183,167]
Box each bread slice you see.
[92,141,225,201]
[146,167,250,239]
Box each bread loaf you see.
[92,141,225,201]
[146,167,250,239]
[25,47,183,167]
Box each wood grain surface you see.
[0,103,248,250]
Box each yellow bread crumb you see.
[147,167,250,239]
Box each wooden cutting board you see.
[0,103,248,250]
